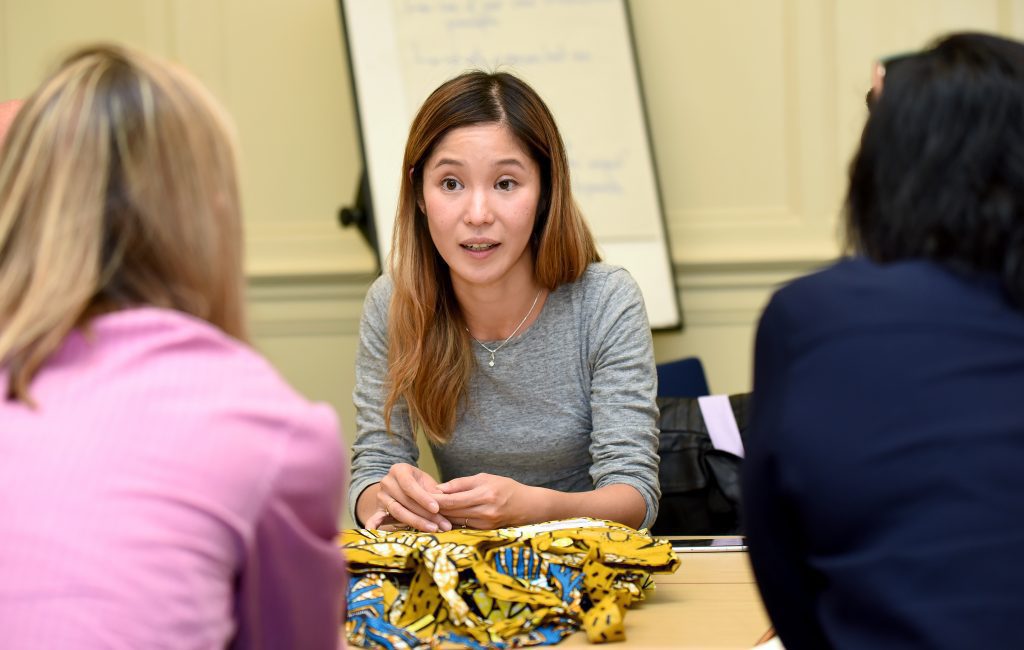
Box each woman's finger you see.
[379,485,441,523]
[364,509,387,529]
[397,472,442,514]
[386,498,451,532]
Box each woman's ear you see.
[870,61,886,101]
[0,99,24,146]
[411,165,426,214]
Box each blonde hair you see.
[0,44,246,405]
[386,71,600,444]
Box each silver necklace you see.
[467,290,542,368]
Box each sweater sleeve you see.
[585,268,661,529]
[348,276,421,525]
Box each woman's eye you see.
[496,179,517,191]
[441,178,462,191]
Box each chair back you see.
[656,356,710,398]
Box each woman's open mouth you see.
[461,242,499,252]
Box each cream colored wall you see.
[3,1,1024,516]
[633,0,1024,391]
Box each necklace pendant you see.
[468,289,542,371]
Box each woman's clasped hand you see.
[366,463,542,532]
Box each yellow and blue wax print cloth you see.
[340,518,680,649]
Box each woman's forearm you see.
[531,483,647,529]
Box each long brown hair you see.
[386,71,600,443]
[0,44,245,405]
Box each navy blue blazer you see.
[743,257,1024,649]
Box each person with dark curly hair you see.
[744,32,1024,649]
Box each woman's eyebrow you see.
[431,157,464,169]
[494,158,526,169]
[431,157,527,169]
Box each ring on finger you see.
[462,517,469,529]
[384,499,394,518]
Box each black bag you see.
[650,393,751,536]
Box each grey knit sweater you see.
[349,262,661,528]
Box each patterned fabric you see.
[341,518,680,648]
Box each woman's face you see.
[420,123,541,294]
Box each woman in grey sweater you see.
[350,71,660,533]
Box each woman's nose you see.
[464,189,494,225]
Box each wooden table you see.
[561,551,771,649]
